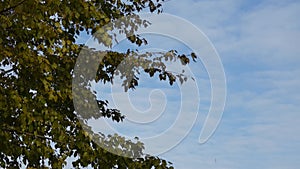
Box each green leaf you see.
[0,0,179,168]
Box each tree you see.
[0,0,196,168]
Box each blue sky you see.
[75,0,300,168]
[158,0,300,168]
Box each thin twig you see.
[0,68,15,75]
[0,0,28,15]
[1,125,64,144]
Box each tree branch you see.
[0,68,15,75]
[0,0,27,15]
[1,125,64,144]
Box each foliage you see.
[0,0,196,168]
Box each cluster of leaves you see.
[0,0,196,168]
[94,49,197,91]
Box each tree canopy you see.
[0,0,196,168]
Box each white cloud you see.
[75,0,300,168]
[154,0,300,169]
[164,0,300,68]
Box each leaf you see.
[0,0,176,168]
[191,52,197,61]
